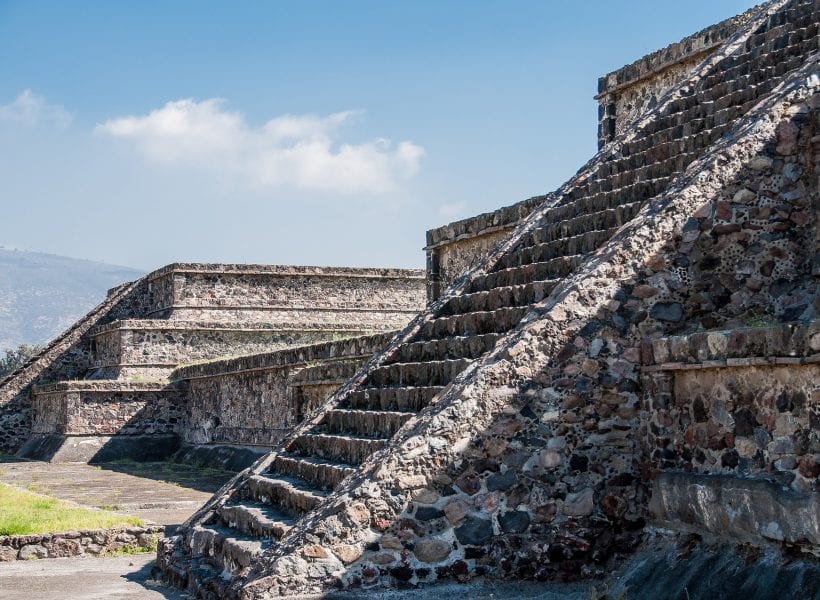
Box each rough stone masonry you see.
[154,2,819,599]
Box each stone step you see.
[216,501,296,539]
[315,408,413,438]
[290,433,386,465]
[440,281,558,316]
[497,227,619,270]
[416,308,530,341]
[240,474,329,515]
[532,186,655,233]
[365,358,473,388]
[524,201,642,246]
[271,453,357,491]
[341,386,445,412]
[186,524,271,576]
[471,256,582,291]
[388,333,500,364]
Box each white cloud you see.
[96,99,424,194]
[0,90,71,126]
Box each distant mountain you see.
[0,248,144,351]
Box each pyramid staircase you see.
[159,0,819,596]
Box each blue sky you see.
[0,1,756,271]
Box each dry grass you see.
[0,482,143,536]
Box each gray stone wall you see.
[30,381,185,436]
[178,333,393,447]
[0,525,163,562]
[642,325,819,492]
[90,321,373,377]
[143,264,425,325]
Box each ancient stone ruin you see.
[1,0,818,598]
[0,263,426,463]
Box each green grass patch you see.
[0,483,143,536]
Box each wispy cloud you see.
[0,90,71,126]
[438,200,467,219]
[96,99,424,194]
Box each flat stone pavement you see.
[0,457,234,527]
[0,554,189,600]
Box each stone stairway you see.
[160,162,653,596]
[159,0,819,596]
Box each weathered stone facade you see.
[2,264,424,457]
[178,334,393,448]
[154,2,819,598]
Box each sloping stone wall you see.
[0,279,150,453]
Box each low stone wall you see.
[176,333,393,447]
[642,324,819,491]
[425,197,544,300]
[29,381,185,436]
[0,524,163,561]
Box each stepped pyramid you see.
[1,263,425,461]
[157,1,820,598]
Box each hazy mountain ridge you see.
[0,248,144,351]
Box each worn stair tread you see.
[523,200,643,246]
[291,432,387,464]
[274,452,359,470]
[484,255,583,280]
[342,385,445,412]
[497,227,619,269]
[188,524,273,572]
[272,452,359,490]
[316,408,414,438]
[440,282,559,316]
[243,473,329,515]
[384,333,501,363]
[247,472,330,499]
[364,358,473,388]
[217,500,296,539]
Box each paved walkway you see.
[0,554,188,600]
[0,458,234,527]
